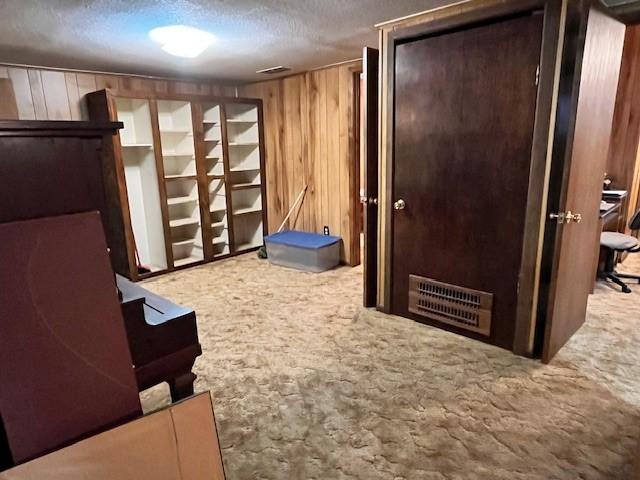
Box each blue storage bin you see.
[264,230,341,272]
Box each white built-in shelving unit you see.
[157,100,204,268]
[226,103,264,252]
[99,91,265,280]
[203,103,231,257]
[115,98,168,273]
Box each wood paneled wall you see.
[0,62,362,265]
[238,61,362,265]
[606,25,640,232]
[0,64,236,122]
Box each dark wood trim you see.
[349,65,363,267]
[97,88,259,105]
[149,99,175,272]
[191,102,214,261]
[362,47,379,308]
[87,91,140,280]
[389,0,547,43]
[256,99,269,239]
[512,0,564,356]
[539,0,591,361]
[381,28,395,314]
[0,120,122,137]
[220,103,236,251]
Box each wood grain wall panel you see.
[607,25,640,232]
[237,61,362,264]
[0,64,237,123]
[64,73,83,120]
[41,70,72,120]
[27,69,48,120]
[0,61,359,262]
[0,79,18,120]
[7,68,35,119]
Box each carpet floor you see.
[140,253,640,480]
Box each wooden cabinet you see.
[88,90,267,280]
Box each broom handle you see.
[277,184,308,233]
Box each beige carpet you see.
[140,253,640,480]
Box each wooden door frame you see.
[377,0,569,355]
[348,65,364,267]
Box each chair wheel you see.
[623,285,632,294]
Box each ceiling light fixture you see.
[149,25,215,58]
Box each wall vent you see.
[256,66,291,75]
[408,275,493,336]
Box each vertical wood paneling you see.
[7,68,35,119]
[237,61,362,264]
[607,25,640,232]
[76,73,98,120]
[0,61,360,262]
[27,69,48,120]
[41,70,72,120]
[64,72,83,120]
[0,79,18,120]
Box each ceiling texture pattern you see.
[0,0,451,82]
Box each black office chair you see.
[599,209,640,293]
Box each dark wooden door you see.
[542,9,625,362]
[391,13,544,349]
[363,47,379,307]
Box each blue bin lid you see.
[265,230,341,249]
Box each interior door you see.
[362,47,379,307]
[391,13,544,349]
[541,9,625,362]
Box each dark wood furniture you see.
[117,275,202,401]
[87,90,268,281]
[0,213,142,467]
[0,120,127,274]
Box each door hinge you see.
[535,65,540,86]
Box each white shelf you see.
[212,221,227,229]
[227,120,257,124]
[229,142,259,147]
[172,238,197,247]
[233,183,261,189]
[230,166,261,172]
[211,206,227,213]
[234,206,262,215]
[160,129,193,135]
[167,195,198,206]
[162,152,195,158]
[203,120,218,125]
[122,143,152,148]
[174,255,201,267]
[236,242,260,251]
[165,174,197,180]
[169,217,200,228]
[212,237,228,246]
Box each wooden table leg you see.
[168,372,197,402]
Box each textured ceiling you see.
[0,0,452,82]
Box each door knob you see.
[393,199,406,210]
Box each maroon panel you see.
[0,212,141,464]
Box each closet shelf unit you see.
[87,90,266,281]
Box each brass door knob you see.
[393,199,406,210]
